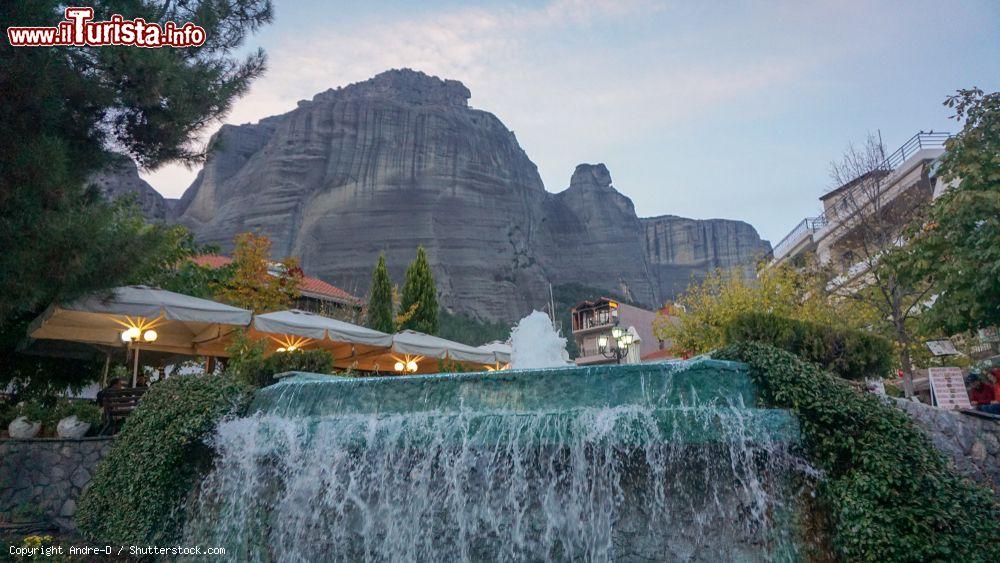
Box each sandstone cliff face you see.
[174,69,770,321]
[642,215,772,296]
[90,156,169,221]
[538,164,657,306]
[175,70,553,318]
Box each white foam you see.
[509,310,570,369]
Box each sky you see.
[142,0,999,244]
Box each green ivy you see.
[715,342,999,561]
[723,312,894,380]
[76,375,252,544]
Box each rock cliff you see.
[90,156,170,221]
[174,70,770,320]
[642,215,772,297]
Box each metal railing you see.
[771,215,828,261]
[770,131,949,263]
[879,131,950,172]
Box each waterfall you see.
[185,360,808,561]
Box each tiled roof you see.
[641,348,678,362]
[191,254,232,269]
[298,276,360,304]
[191,254,360,305]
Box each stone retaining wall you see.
[0,437,113,531]
[893,398,1000,494]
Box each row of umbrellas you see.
[27,286,511,382]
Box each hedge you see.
[76,375,252,544]
[715,342,999,561]
[723,312,893,380]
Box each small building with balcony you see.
[570,298,663,365]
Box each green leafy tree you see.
[898,88,1000,334]
[398,247,439,334]
[654,262,872,355]
[0,0,272,327]
[366,253,396,333]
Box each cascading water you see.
[184,359,809,561]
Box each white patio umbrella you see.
[28,285,252,385]
[477,340,512,370]
[251,309,392,368]
[343,330,498,374]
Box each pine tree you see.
[366,253,396,333]
[0,0,272,326]
[399,247,439,334]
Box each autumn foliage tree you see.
[214,233,302,312]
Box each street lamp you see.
[598,325,634,364]
[119,318,160,387]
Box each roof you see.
[641,348,678,362]
[191,254,360,305]
[571,297,619,311]
[819,169,890,202]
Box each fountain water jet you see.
[509,310,569,369]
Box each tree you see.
[214,233,302,312]
[898,88,1000,335]
[825,134,937,396]
[366,253,396,333]
[0,0,272,327]
[653,262,868,355]
[398,247,439,334]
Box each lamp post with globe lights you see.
[120,321,159,386]
[597,325,634,364]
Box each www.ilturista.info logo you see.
[7,7,206,48]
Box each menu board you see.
[925,339,958,356]
[928,367,971,410]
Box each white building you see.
[768,132,951,289]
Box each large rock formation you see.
[642,215,772,297]
[174,69,770,320]
[538,164,657,305]
[90,156,170,221]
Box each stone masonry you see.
[0,437,113,532]
[893,398,1000,494]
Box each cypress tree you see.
[366,253,396,333]
[399,246,439,334]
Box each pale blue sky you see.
[143,0,999,243]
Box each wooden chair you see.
[99,387,147,434]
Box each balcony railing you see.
[879,131,950,172]
[771,215,828,261]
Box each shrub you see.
[2,400,52,426]
[722,312,893,380]
[225,331,336,388]
[53,400,102,426]
[714,342,999,561]
[76,374,252,544]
